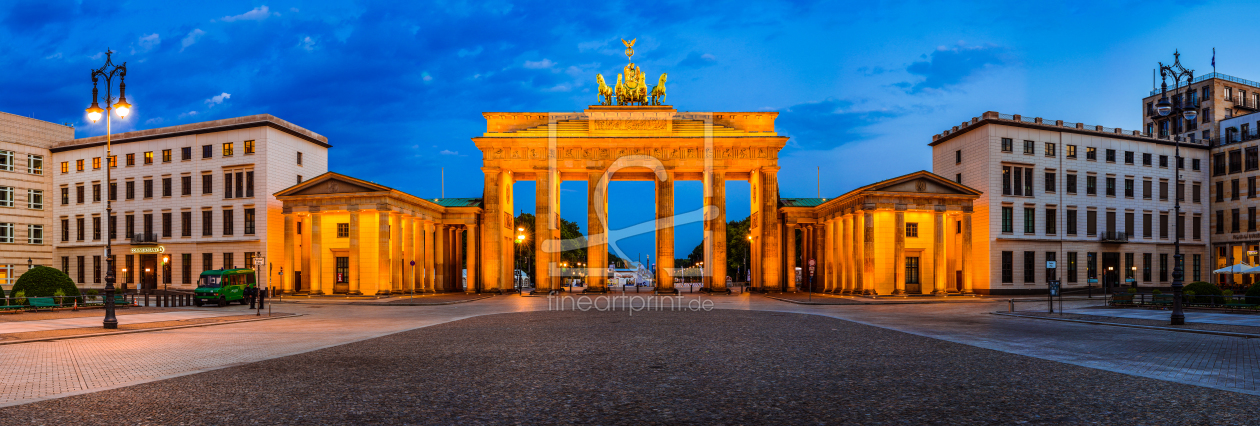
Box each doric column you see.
[309,211,323,295]
[932,207,947,295]
[434,223,447,292]
[299,215,310,295]
[465,223,478,293]
[390,212,402,294]
[283,211,295,293]
[785,223,797,292]
[893,207,906,295]
[452,227,464,292]
[376,210,392,295]
[823,218,834,292]
[533,168,558,294]
[705,169,728,292]
[402,215,414,294]
[839,215,850,294]
[655,170,677,294]
[349,207,362,295]
[758,167,780,291]
[862,209,876,295]
[813,222,825,294]
[480,168,504,293]
[586,169,608,292]
[423,220,436,293]
[962,209,974,294]
[411,217,421,293]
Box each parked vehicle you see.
[193,269,257,307]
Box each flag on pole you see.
[1212,48,1216,74]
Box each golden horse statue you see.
[614,74,625,105]
[650,73,667,105]
[617,63,649,105]
[596,74,614,105]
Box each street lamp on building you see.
[1155,50,1197,326]
[87,50,130,330]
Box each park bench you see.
[1148,294,1174,306]
[26,297,59,311]
[1110,293,1135,306]
[114,294,131,308]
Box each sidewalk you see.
[1067,307,1260,327]
[0,310,246,334]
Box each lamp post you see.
[86,50,131,330]
[27,258,32,271]
[516,227,525,293]
[1107,266,1114,292]
[1155,51,1198,326]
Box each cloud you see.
[523,58,555,69]
[221,6,275,22]
[457,46,483,57]
[134,33,160,53]
[181,29,205,51]
[44,52,62,60]
[776,99,905,150]
[204,92,231,107]
[439,149,458,155]
[298,36,317,51]
[676,51,716,69]
[897,44,1006,93]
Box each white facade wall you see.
[933,117,1210,294]
[0,112,74,291]
[51,115,328,291]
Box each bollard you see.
[1008,299,1014,312]
[144,294,150,307]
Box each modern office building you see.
[1140,72,1260,145]
[50,115,329,291]
[931,112,1210,294]
[0,112,74,291]
[1209,110,1260,286]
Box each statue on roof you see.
[595,38,666,106]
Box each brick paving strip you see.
[0,310,253,333]
[2,310,1259,425]
[0,307,185,323]
[997,311,1260,338]
[766,292,1001,305]
[0,313,299,344]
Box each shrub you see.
[0,283,5,306]
[53,289,66,305]
[1182,282,1221,304]
[13,290,26,306]
[1153,289,1162,295]
[1245,284,1260,304]
[1184,290,1196,303]
[1127,287,1137,294]
[9,266,80,302]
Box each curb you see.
[763,294,998,305]
[0,313,303,346]
[348,295,493,306]
[992,312,1260,339]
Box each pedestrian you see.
[258,286,266,310]
[247,285,257,309]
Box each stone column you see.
[932,208,947,295]
[533,169,556,294]
[299,215,310,295]
[402,215,414,294]
[962,210,974,294]
[434,223,447,292]
[800,225,812,292]
[862,209,876,295]
[412,218,422,293]
[785,223,797,292]
[423,221,436,293]
[480,168,504,293]
[390,213,402,294]
[465,224,478,293]
[814,223,826,294]
[705,169,728,292]
[823,218,834,292]
[309,211,323,295]
[349,207,362,295]
[656,170,677,294]
[586,170,608,292]
[377,210,392,296]
[283,212,295,293]
[758,167,780,291]
[893,208,906,295]
[453,227,464,292]
[839,215,849,294]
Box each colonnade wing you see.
[274,172,483,295]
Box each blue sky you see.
[6,0,1260,260]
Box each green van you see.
[194,269,257,307]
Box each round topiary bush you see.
[1245,283,1260,304]
[1182,281,1221,304]
[9,266,80,303]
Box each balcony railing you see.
[1100,231,1129,243]
[1210,130,1260,147]
[1234,97,1259,111]
[1149,72,1260,96]
[130,233,159,244]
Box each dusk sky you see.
[6,0,1259,261]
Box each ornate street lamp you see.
[1155,51,1197,326]
[87,50,130,329]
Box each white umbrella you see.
[1241,264,1260,274]
[1213,263,1252,274]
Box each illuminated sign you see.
[130,246,166,254]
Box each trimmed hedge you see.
[1,282,5,306]
[9,266,80,303]
[1182,281,1222,304]
[1245,284,1260,304]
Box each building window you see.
[203,210,213,236]
[1046,208,1056,235]
[225,173,233,199]
[955,150,961,164]
[76,185,84,204]
[1045,142,1056,157]
[1086,175,1097,195]
[1159,181,1168,201]
[108,155,116,168]
[1143,253,1153,282]
[1105,177,1116,196]
[60,187,68,205]
[1023,251,1035,283]
[297,151,304,165]
[1233,179,1241,201]
[144,179,153,199]
[60,218,68,242]
[1142,153,1152,166]
[25,224,43,244]
[0,150,14,172]
[1087,210,1097,236]
[162,149,172,163]
[1124,151,1134,164]
[1001,251,1013,283]
[1124,179,1134,198]
[1023,140,1034,155]
[92,184,101,202]
[182,147,192,161]
[1216,181,1224,202]
[92,216,101,240]
[203,253,213,274]
[0,186,12,208]
[1193,183,1201,203]
[143,151,153,164]
[109,182,116,201]
[1066,252,1077,283]
[92,157,101,169]
[93,256,101,283]
[955,173,961,183]
[76,217,84,241]
[223,253,234,269]
[1160,213,1170,238]
[1193,215,1202,240]
[108,215,116,240]
[336,257,349,283]
[1087,252,1097,282]
[337,223,350,238]
[904,222,918,238]
[1001,138,1013,152]
[182,211,192,237]
[244,208,256,235]
[1066,209,1077,235]
[1046,252,1057,282]
[1045,172,1056,193]
[202,174,213,194]
[182,253,192,284]
[1232,209,1241,233]
[203,145,213,159]
[182,176,192,196]
[163,177,172,197]
[297,175,303,184]
[223,142,234,157]
[162,212,172,238]
[1066,174,1076,193]
[0,222,12,243]
[60,161,68,173]
[904,256,920,286]
[76,256,84,283]
[1023,207,1035,234]
[1001,207,1013,233]
[245,140,255,154]
[76,159,84,171]
[223,208,234,236]
[1159,253,1169,282]
[1193,254,1201,282]
[1105,149,1116,162]
[1160,155,1169,168]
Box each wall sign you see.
[130,246,165,254]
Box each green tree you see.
[687,216,754,282]
[512,212,588,284]
[9,266,80,303]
